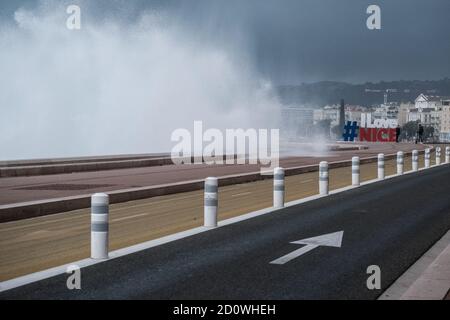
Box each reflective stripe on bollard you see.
[397,151,404,175]
[378,153,385,180]
[319,161,329,195]
[91,193,109,260]
[446,147,450,164]
[412,150,418,171]
[436,147,441,165]
[273,167,285,208]
[352,156,360,186]
[204,177,218,228]
[425,148,430,168]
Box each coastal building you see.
[397,102,414,126]
[439,98,450,142]
[313,105,340,126]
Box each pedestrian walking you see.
[416,123,424,144]
[395,125,401,143]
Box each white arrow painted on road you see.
[270,231,344,265]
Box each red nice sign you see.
[359,113,397,142]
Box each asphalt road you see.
[2,164,449,299]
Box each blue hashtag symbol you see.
[342,121,359,141]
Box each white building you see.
[345,105,367,123]
[439,98,450,142]
[398,102,414,126]
[313,105,340,126]
[407,107,435,124]
[415,94,444,111]
[413,94,450,138]
[373,103,398,120]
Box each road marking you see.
[299,179,314,184]
[111,193,200,211]
[231,192,252,197]
[112,213,150,223]
[270,231,344,265]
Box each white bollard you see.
[273,167,285,208]
[352,156,360,186]
[319,161,329,195]
[397,151,404,175]
[377,153,385,180]
[91,193,109,259]
[436,147,442,165]
[412,150,418,172]
[204,177,218,228]
[425,148,430,168]
[446,147,450,164]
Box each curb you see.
[379,230,450,300]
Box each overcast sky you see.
[1,0,449,84]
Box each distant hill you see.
[276,78,450,108]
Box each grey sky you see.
[1,0,449,84]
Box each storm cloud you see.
[2,0,448,84]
